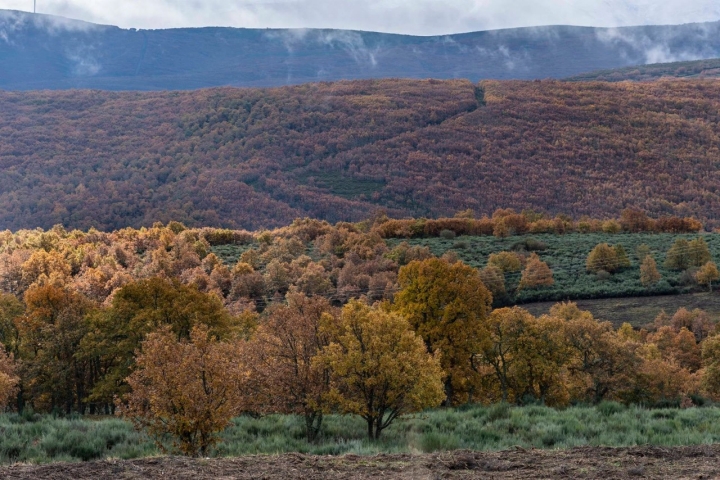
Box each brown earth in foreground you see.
[2,445,720,480]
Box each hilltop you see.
[2,10,720,90]
[1,78,720,230]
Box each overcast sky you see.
[1,0,719,35]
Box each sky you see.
[0,0,719,35]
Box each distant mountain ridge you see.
[3,9,720,90]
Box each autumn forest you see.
[4,73,720,464]
[3,79,720,231]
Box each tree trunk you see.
[443,377,454,407]
[305,412,323,442]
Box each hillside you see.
[2,78,720,230]
[568,58,720,81]
[3,10,720,90]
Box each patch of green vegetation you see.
[6,404,720,464]
[388,233,720,304]
[303,172,385,199]
[0,413,156,464]
[211,244,254,265]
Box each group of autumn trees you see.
[1,217,720,454]
[585,236,720,290]
[3,79,720,231]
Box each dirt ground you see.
[2,445,720,479]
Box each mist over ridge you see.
[3,9,720,90]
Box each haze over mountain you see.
[3,9,720,90]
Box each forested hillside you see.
[2,78,720,230]
[568,58,720,82]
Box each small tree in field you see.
[586,243,620,273]
[640,256,661,287]
[517,253,554,291]
[121,325,247,456]
[696,261,720,292]
[318,300,445,440]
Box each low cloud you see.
[0,0,718,35]
[596,24,720,65]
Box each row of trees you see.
[375,208,703,239]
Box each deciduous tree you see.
[317,301,444,440]
[121,325,247,456]
[640,256,661,286]
[246,292,335,441]
[696,261,720,292]
[393,258,492,404]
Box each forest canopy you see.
[2,78,720,230]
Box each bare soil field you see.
[2,445,719,479]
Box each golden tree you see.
[640,255,661,286]
[317,300,444,440]
[393,257,492,404]
[702,335,720,400]
[696,261,720,292]
[246,292,336,441]
[0,345,18,409]
[586,243,620,273]
[122,325,247,456]
[517,253,554,292]
[479,265,506,300]
[487,251,522,273]
[80,277,244,406]
[557,304,639,403]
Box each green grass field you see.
[3,404,720,464]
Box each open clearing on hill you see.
[2,445,720,479]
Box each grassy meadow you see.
[4,404,720,464]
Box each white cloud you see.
[0,0,718,35]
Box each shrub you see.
[439,229,456,240]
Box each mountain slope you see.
[1,78,720,230]
[3,10,720,90]
[568,58,720,81]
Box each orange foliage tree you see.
[246,292,336,441]
[122,325,248,456]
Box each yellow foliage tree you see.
[393,258,492,404]
[317,301,445,440]
[696,261,720,292]
[122,325,248,456]
[702,335,720,400]
[487,251,522,273]
[586,243,620,273]
[640,256,661,286]
[0,345,18,409]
